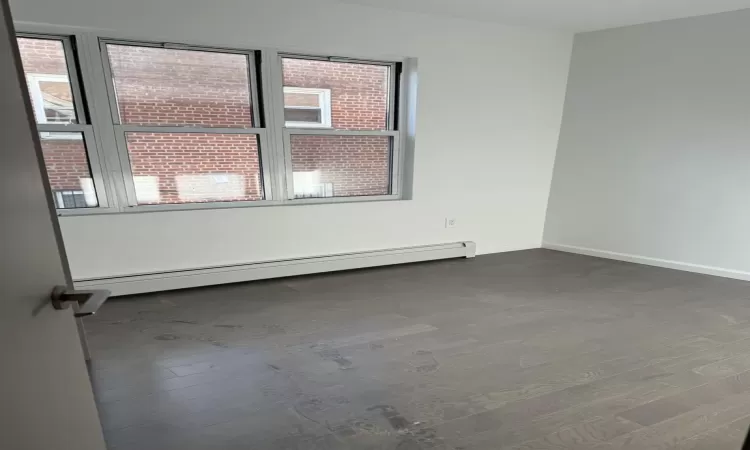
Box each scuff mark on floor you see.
[167,319,198,325]
[409,350,440,373]
[368,405,410,430]
[315,346,356,370]
[154,333,180,340]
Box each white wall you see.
[545,9,750,279]
[12,0,572,280]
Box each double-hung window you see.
[102,42,268,206]
[15,32,408,213]
[17,35,107,209]
[281,56,399,200]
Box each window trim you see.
[15,25,413,215]
[283,86,332,128]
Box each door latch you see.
[51,286,111,318]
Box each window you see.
[39,132,98,208]
[26,74,76,125]
[103,43,265,205]
[15,32,408,213]
[17,35,105,209]
[283,87,331,128]
[282,57,398,199]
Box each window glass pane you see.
[282,58,389,130]
[124,133,263,204]
[290,135,390,198]
[39,132,98,209]
[284,91,321,108]
[17,37,79,125]
[284,108,322,123]
[107,45,253,127]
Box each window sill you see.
[56,194,406,216]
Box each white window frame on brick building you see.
[14,25,417,215]
[27,74,75,124]
[283,87,332,128]
[27,74,80,140]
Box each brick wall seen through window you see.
[17,36,400,207]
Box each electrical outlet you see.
[445,218,457,228]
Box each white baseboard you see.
[543,242,750,282]
[75,241,477,297]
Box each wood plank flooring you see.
[85,249,750,449]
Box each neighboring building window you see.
[17,36,101,209]
[284,87,331,128]
[15,32,407,212]
[26,74,76,124]
[27,74,80,140]
[52,189,90,209]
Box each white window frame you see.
[15,26,414,215]
[27,74,75,122]
[283,86,332,128]
[279,54,401,202]
[27,74,80,140]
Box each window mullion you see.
[261,49,290,203]
[80,127,111,208]
[390,133,401,196]
[387,62,398,131]
[61,36,88,126]
[282,129,294,200]
[76,32,130,212]
[111,125,139,207]
[255,130,274,202]
[247,52,262,128]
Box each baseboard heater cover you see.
[75,241,476,296]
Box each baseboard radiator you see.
[75,241,476,297]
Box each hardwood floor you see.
[85,249,750,449]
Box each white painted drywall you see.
[11,0,572,280]
[335,0,750,33]
[545,9,750,279]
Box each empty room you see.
[5,0,750,449]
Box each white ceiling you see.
[333,0,750,32]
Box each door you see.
[0,1,107,449]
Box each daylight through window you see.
[15,33,406,212]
